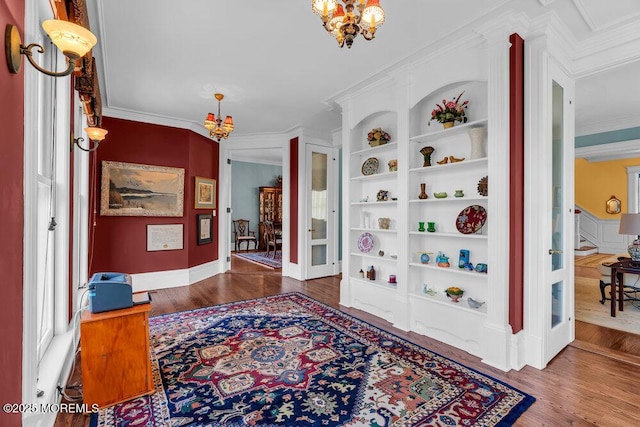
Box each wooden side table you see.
[610,260,640,317]
[80,303,154,407]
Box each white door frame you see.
[304,144,339,279]
[524,35,576,369]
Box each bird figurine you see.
[449,155,465,163]
[467,298,486,309]
[436,156,449,165]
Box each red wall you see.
[0,1,25,424]
[89,117,219,276]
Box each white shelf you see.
[351,171,398,181]
[408,157,487,174]
[409,196,488,204]
[351,227,397,233]
[408,262,488,278]
[350,200,398,206]
[409,231,488,239]
[350,252,398,262]
[351,276,398,290]
[352,142,398,156]
[409,292,487,315]
[410,119,488,144]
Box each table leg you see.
[610,268,617,317]
[619,273,625,312]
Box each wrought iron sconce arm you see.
[20,42,77,77]
[72,136,101,152]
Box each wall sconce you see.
[73,127,108,152]
[606,195,621,214]
[5,20,97,76]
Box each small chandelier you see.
[312,0,385,49]
[203,93,234,141]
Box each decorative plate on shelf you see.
[456,205,487,234]
[477,176,488,196]
[357,232,374,253]
[361,157,379,176]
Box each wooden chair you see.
[232,219,257,252]
[264,220,282,259]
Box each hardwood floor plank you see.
[56,257,640,426]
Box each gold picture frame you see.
[100,161,184,217]
[195,176,216,209]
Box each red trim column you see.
[289,137,299,264]
[509,33,525,333]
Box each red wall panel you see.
[89,117,218,275]
[289,137,299,264]
[509,33,525,333]
[0,1,26,424]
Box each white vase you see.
[468,127,487,160]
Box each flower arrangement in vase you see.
[429,92,469,129]
[367,128,391,147]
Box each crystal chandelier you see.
[203,93,234,141]
[312,0,385,48]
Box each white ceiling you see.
[86,0,640,155]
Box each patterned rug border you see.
[234,251,282,269]
[92,292,535,426]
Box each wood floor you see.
[56,257,640,426]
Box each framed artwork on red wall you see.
[100,161,185,217]
[195,176,216,209]
[197,214,213,245]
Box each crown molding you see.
[572,0,640,32]
[576,139,640,162]
[576,115,640,137]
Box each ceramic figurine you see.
[433,192,447,199]
[378,250,385,257]
[475,263,488,273]
[436,156,449,165]
[420,253,430,264]
[449,155,465,163]
[467,298,486,309]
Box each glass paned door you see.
[306,145,335,278]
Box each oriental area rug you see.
[234,251,282,269]
[91,293,534,426]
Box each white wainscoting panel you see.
[577,205,627,254]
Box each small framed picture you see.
[195,176,216,209]
[197,214,213,245]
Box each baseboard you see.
[131,260,221,291]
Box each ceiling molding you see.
[576,139,640,162]
[576,115,640,137]
[572,0,640,32]
[538,0,556,5]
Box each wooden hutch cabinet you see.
[258,186,282,250]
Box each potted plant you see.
[367,128,391,147]
[430,92,469,128]
[445,286,464,302]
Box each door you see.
[543,63,575,363]
[306,145,336,279]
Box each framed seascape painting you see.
[195,176,216,209]
[100,161,185,217]
[197,214,213,245]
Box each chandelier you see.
[203,93,234,141]
[312,0,385,48]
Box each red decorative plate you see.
[357,232,374,253]
[456,205,487,234]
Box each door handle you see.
[308,229,315,232]
[548,249,563,255]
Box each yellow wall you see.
[575,157,640,218]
